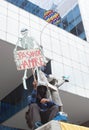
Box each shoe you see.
[62,76,69,82]
[53,112,68,122]
[34,121,43,129]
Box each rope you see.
[40,22,50,46]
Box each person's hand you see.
[33,80,37,89]
[40,98,49,103]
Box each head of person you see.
[37,85,47,98]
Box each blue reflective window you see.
[73,5,80,18]
[67,11,74,24]
[5,0,86,40]
[61,4,86,40]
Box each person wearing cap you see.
[25,80,59,130]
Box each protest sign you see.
[15,49,45,70]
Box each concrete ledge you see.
[36,120,61,130]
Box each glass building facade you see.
[5,0,86,41]
[5,0,45,18]
[61,4,86,40]
[0,0,89,129]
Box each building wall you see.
[0,0,89,98]
[61,4,86,40]
[56,0,78,17]
[78,0,89,42]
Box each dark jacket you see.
[27,85,56,111]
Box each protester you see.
[25,80,59,130]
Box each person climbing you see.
[25,80,59,130]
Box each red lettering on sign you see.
[22,60,29,69]
[15,49,45,70]
[17,52,26,59]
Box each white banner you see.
[15,49,45,70]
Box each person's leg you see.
[40,111,48,124]
[46,105,59,121]
[40,105,59,124]
[48,105,59,121]
[25,103,41,129]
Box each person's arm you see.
[40,98,56,108]
[31,80,38,99]
[27,80,37,105]
[27,89,37,105]
[47,100,56,108]
[32,80,37,90]
[40,98,49,103]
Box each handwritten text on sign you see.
[15,49,45,70]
